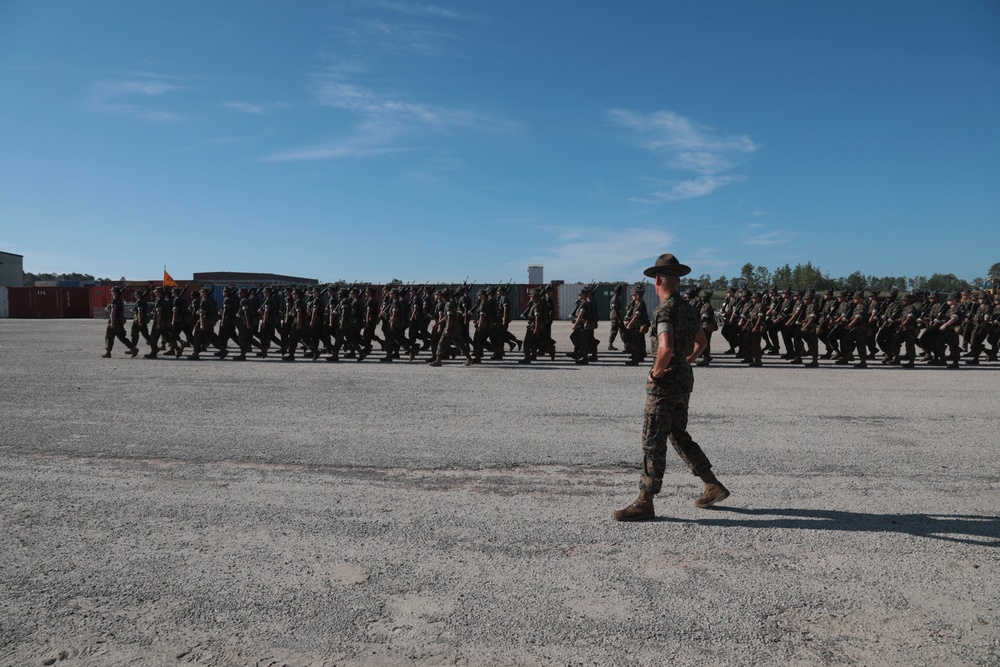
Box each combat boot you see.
[232,353,247,361]
[425,355,438,365]
[804,360,819,368]
[612,491,655,522]
[464,354,474,366]
[607,344,618,351]
[129,347,139,358]
[694,483,731,509]
[101,351,111,358]
[696,358,711,367]
[429,358,443,367]
[143,351,158,359]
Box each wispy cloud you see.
[519,227,676,282]
[264,75,517,162]
[610,109,760,202]
[745,229,797,245]
[223,101,290,115]
[628,174,746,204]
[84,77,185,124]
[374,1,482,21]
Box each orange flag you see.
[163,267,177,287]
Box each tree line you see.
[691,262,999,293]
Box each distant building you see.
[528,264,544,284]
[0,251,24,287]
[192,271,319,285]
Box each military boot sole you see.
[612,504,655,522]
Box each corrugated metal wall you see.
[0,286,8,318]
[557,282,659,320]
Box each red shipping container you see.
[90,285,113,312]
[7,287,33,318]
[62,287,91,318]
[6,286,91,318]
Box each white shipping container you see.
[0,286,8,318]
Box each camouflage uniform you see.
[103,287,133,356]
[640,293,714,494]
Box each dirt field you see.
[1,319,998,666]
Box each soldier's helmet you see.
[154,286,164,294]
[752,290,762,300]
[478,289,488,297]
[339,287,349,296]
[701,290,713,299]
[530,288,541,298]
[440,288,452,298]
[824,289,834,296]
[111,286,123,294]
[948,291,960,301]
[928,292,939,300]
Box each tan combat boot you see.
[694,483,730,508]
[612,491,656,522]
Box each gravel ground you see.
[1,319,998,666]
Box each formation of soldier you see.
[104,281,542,366]
[102,281,998,369]
[714,286,999,368]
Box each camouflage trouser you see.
[105,321,130,351]
[640,386,712,494]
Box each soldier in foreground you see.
[614,254,730,522]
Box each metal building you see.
[527,265,544,284]
[0,250,24,287]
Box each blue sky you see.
[1,1,998,283]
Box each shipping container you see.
[6,286,91,318]
[89,285,113,318]
[0,286,8,318]
[62,287,91,318]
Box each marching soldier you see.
[102,286,136,358]
[128,286,151,355]
[144,287,173,359]
[189,286,218,360]
[624,285,650,366]
[428,288,473,367]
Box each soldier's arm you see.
[650,329,673,379]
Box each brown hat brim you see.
[643,263,691,278]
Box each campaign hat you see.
[642,253,691,278]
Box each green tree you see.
[772,263,792,287]
[988,262,1000,280]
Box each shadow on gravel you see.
[662,507,1000,547]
